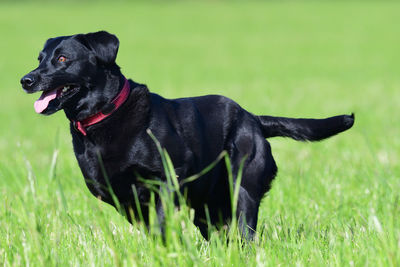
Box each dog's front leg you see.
[155,197,166,241]
[155,181,180,242]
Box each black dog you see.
[21,31,354,240]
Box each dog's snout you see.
[21,74,35,90]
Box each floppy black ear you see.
[75,31,119,65]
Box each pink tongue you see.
[34,89,58,113]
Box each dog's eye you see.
[58,56,67,63]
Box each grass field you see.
[1,1,399,266]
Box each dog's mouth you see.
[34,84,80,114]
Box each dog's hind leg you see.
[235,187,260,240]
[226,121,277,240]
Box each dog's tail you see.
[257,113,354,141]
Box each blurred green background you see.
[0,1,399,266]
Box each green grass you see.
[1,1,400,266]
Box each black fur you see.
[21,31,354,240]
[258,114,354,141]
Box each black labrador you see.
[21,31,354,240]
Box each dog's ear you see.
[75,31,119,65]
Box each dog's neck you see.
[71,78,131,136]
[63,67,125,122]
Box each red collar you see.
[72,78,130,136]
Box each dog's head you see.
[21,31,120,117]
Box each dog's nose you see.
[20,75,35,90]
